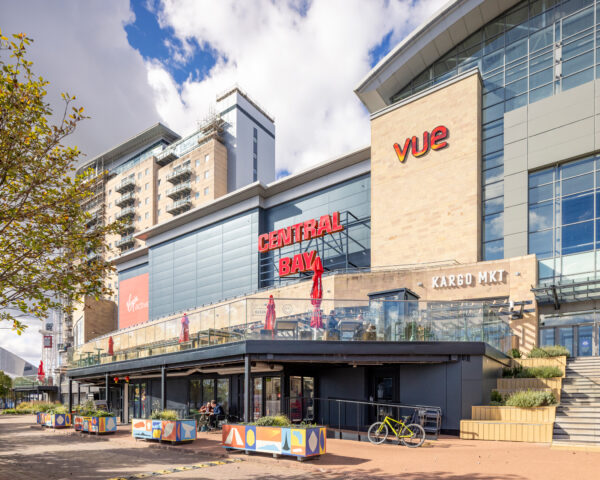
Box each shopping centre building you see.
[66,0,600,433]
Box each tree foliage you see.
[0,31,121,334]
[0,370,12,398]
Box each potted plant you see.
[222,414,326,460]
[73,400,117,434]
[132,410,196,444]
[40,405,72,429]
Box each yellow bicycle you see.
[367,415,426,447]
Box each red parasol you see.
[37,360,45,382]
[179,313,190,343]
[108,336,114,356]
[264,295,276,333]
[310,257,324,329]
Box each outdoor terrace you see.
[69,297,517,370]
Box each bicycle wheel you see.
[400,423,426,448]
[367,422,388,444]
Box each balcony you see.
[115,235,135,249]
[115,206,135,220]
[156,149,178,166]
[166,196,192,215]
[115,177,135,193]
[115,191,135,208]
[166,181,192,200]
[67,297,517,370]
[85,208,102,227]
[120,219,135,235]
[166,166,192,184]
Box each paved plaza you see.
[1,416,599,480]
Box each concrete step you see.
[563,377,600,384]
[566,368,600,373]
[554,419,600,428]
[554,422,599,432]
[553,433,600,443]
[559,400,600,406]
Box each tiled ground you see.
[1,415,599,480]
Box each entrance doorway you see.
[540,311,599,357]
[128,382,148,420]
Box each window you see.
[204,170,209,179]
[253,127,258,182]
[145,168,149,175]
[138,172,142,180]
[157,209,161,216]
[145,183,149,191]
[195,192,200,198]
[157,194,161,201]
[137,216,141,222]
[108,202,112,208]
[205,154,210,163]
[108,216,111,222]
[158,179,161,186]
[145,197,149,205]
[145,212,149,220]
[196,159,200,166]
[204,187,209,196]
[529,153,600,282]
[109,189,112,195]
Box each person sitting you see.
[209,400,224,429]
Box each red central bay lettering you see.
[279,250,317,277]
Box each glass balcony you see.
[115,206,135,220]
[68,298,516,370]
[115,177,135,193]
[115,191,135,208]
[156,149,178,166]
[166,196,192,215]
[166,166,192,184]
[166,181,192,199]
[115,235,135,249]
[85,207,102,227]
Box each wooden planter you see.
[131,418,197,444]
[460,406,556,443]
[38,413,72,428]
[74,415,117,434]
[222,424,326,460]
[514,356,567,376]
[496,377,562,401]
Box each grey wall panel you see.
[503,172,527,207]
[504,203,527,236]
[504,232,528,259]
[119,263,148,282]
[528,117,595,170]
[503,139,527,177]
[527,82,594,137]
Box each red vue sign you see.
[393,125,449,163]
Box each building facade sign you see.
[258,212,344,277]
[119,273,149,329]
[431,270,505,289]
[393,125,449,163]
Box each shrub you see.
[253,415,291,427]
[528,346,570,358]
[14,401,56,414]
[503,366,562,378]
[48,405,68,415]
[150,409,179,421]
[491,390,503,403]
[508,348,521,358]
[504,390,556,407]
[489,401,504,406]
[0,408,19,414]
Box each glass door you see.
[129,382,147,419]
[264,377,281,416]
[577,324,594,357]
[558,327,574,356]
[252,378,262,421]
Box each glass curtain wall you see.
[391,0,600,261]
[529,154,600,282]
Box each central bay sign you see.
[432,270,506,289]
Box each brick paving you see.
[1,415,599,479]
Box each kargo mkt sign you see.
[258,212,343,277]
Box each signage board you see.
[43,335,52,348]
[431,270,505,289]
[118,273,149,329]
[258,212,344,277]
[393,125,449,163]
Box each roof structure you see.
[355,0,521,113]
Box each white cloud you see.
[147,0,447,174]
[0,0,161,161]
[0,315,42,366]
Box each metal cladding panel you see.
[148,209,259,320]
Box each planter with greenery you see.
[38,405,72,428]
[514,346,568,374]
[73,401,117,434]
[132,410,196,444]
[222,415,326,460]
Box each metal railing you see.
[69,297,516,369]
[116,207,135,220]
[166,166,192,183]
[115,177,135,193]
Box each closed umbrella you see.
[310,257,324,329]
[37,361,45,383]
[179,313,190,343]
[108,336,114,356]
[265,295,276,337]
